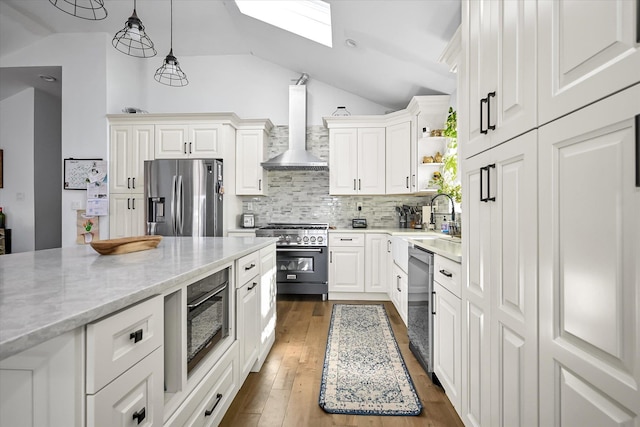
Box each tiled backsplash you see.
[240,125,445,228]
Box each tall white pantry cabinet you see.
[460,1,640,426]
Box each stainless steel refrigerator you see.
[144,159,223,237]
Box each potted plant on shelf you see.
[429,107,461,204]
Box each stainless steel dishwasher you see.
[407,244,436,381]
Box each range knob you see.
[284,235,291,242]
[310,236,316,242]
[317,236,324,243]
[296,236,302,243]
[303,236,309,242]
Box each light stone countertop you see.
[329,227,462,263]
[0,236,277,360]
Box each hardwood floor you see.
[220,296,465,427]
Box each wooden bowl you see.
[90,235,162,255]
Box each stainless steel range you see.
[255,223,329,299]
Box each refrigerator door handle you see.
[171,175,177,235]
[177,175,184,235]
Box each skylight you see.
[235,0,332,47]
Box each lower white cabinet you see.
[237,273,260,382]
[0,329,85,427]
[256,245,277,370]
[87,348,163,427]
[164,342,239,427]
[364,233,390,294]
[329,233,365,294]
[433,271,461,414]
[390,263,408,325]
[109,193,146,239]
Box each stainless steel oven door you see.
[276,246,328,284]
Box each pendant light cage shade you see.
[154,51,189,87]
[112,9,157,58]
[49,0,107,20]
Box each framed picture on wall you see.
[63,158,102,190]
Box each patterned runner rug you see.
[318,304,422,416]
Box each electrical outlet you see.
[356,202,363,211]
[71,201,81,210]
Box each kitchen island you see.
[0,236,276,360]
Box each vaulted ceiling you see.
[0,0,460,110]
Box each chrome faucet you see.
[429,193,456,224]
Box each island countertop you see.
[0,236,276,360]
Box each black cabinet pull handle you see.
[132,177,136,189]
[340,238,353,241]
[397,275,401,292]
[189,142,192,154]
[244,263,256,271]
[432,291,437,315]
[487,91,496,131]
[132,407,145,424]
[132,198,135,210]
[205,393,223,416]
[353,179,357,191]
[480,97,488,134]
[439,269,453,278]
[248,282,258,291]
[480,166,488,202]
[637,0,640,43]
[487,163,496,201]
[359,178,361,190]
[259,179,262,191]
[635,114,639,187]
[184,142,187,154]
[127,177,131,189]
[129,329,143,343]
[127,198,131,209]
[406,176,409,188]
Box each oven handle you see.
[277,248,324,252]
[187,282,228,309]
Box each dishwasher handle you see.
[432,290,436,315]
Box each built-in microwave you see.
[186,267,230,374]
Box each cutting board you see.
[90,235,162,255]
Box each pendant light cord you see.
[170,0,173,50]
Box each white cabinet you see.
[461,130,538,427]
[433,255,461,414]
[538,85,640,427]
[328,128,386,195]
[236,276,259,383]
[390,263,408,325]
[109,193,146,239]
[256,244,276,370]
[328,233,365,293]
[364,233,390,295]
[0,329,84,427]
[235,123,272,196]
[155,123,222,159]
[385,121,412,194]
[461,0,537,159]
[109,124,154,194]
[537,0,640,125]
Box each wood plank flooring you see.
[221,296,465,427]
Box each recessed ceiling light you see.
[39,75,57,82]
[345,39,358,48]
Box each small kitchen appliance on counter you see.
[241,213,255,228]
[351,218,367,228]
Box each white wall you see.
[0,88,35,252]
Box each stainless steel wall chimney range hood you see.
[261,74,329,171]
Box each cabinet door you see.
[189,124,220,158]
[236,129,266,195]
[538,0,640,125]
[257,245,276,369]
[0,329,84,427]
[391,263,408,325]
[329,246,365,293]
[488,131,538,427]
[538,85,640,427]
[109,194,146,239]
[364,234,389,294]
[129,125,154,192]
[237,278,259,382]
[385,122,412,194]
[357,128,386,194]
[329,128,358,195]
[155,124,189,159]
[110,125,132,193]
[433,281,461,414]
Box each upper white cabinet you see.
[538,0,640,125]
[235,120,273,196]
[109,124,154,194]
[385,121,412,194]
[328,127,386,195]
[461,130,538,427]
[462,0,537,159]
[538,84,640,427]
[155,123,222,159]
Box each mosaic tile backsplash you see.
[240,126,451,229]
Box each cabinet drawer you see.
[329,233,364,247]
[236,251,260,287]
[87,347,163,427]
[165,342,238,427]
[86,295,163,394]
[434,255,461,298]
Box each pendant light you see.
[112,0,157,58]
[154,0,188,87]
[49,0,107,20]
